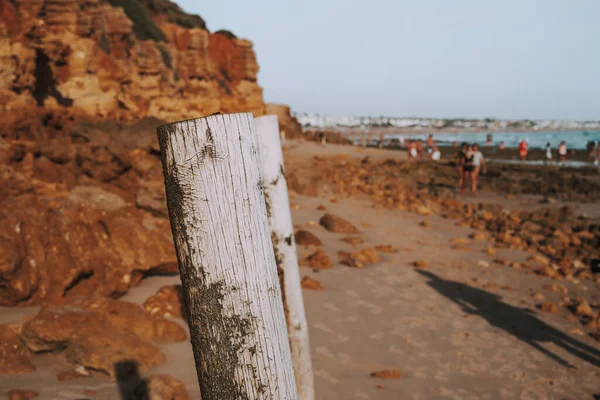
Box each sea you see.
[392,130,600,150]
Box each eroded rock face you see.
[0,181,176,306]
[0,115,182,306]
[20,298,187,377]
[0,0,266,123]
[265,103,303,139]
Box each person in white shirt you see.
[409,141,417,161]
[431,145,441,161]
[472,143,485,197]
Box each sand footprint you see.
[314,369,339,385]
[323,302,342,313]
[312,321,336,335]
[369,331,385,340]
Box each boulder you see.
[341,237,364,245]
[339,247,381,268]
[301,249,332,270]
[537,302,561,314]
[536,266,559,279]
[319,213,360,234]
[570,298,596,318]
[7,390,38,400]
[375,245,398,254]
[294,230,322,246]
[20,298,187,377]
[0,325,35,375]
[300,276,324,291]
[543,284,568,295]
[143,285,185,319]
[0,181,177,306]
[134,374,189,400]
[370,370,403,380]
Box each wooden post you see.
[157,113,298,400]
[255,115,315,400]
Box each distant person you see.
[588,141,597,162]
[595,142,600,167]
[519,138,529,161]
[462,144,475,195]
[452,141,459,149]
[558,141,567,166]
[409,141,417,161]
[426,134,434,152]
[486,133,493,147]
[416,139,424,160]
[587,141,595,158]
[317,131,327,147]
[545,142,553,164]
[499,141,505,152]
[431,145,441,161]
[457,142,468,193]
[472,144,485,196]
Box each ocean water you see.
[392,130,600,150]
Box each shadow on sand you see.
[115,360,148,400]
[416,269,600,368]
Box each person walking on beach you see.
[409,140,417,161]
[591,141,599,166]
[317,131,327,147]
[545,142,553,164]
[457,142,468,193]
[416,139,424,160]
[427,134,434,152]
[472,144,485,196]
[558,141,567,166]
[486,133,493,147]
[587,141,595,159]
[519,138,529,161]
[462,144,475,195]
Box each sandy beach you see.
[2,140,598,399]
[1,1,599,399]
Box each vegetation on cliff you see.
[139,0,207,30]
[107,0,168,41]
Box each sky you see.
[175,0,600,120]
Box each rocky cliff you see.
[0,0,265,122]
[0,0,302,308]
